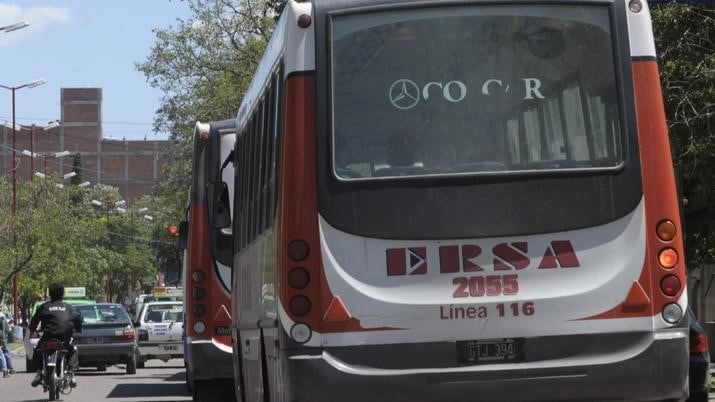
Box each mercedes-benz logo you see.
[389,79,420,110]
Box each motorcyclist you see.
[28,283,82,387]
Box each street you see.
[2,344,191,402]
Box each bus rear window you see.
[330,5,623,180]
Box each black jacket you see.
[29,300,82,339]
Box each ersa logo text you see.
[386,241,580,276]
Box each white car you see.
[135,301,184,367]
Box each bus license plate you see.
[457,339,522,363]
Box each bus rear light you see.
[691,333,709,354]
[629,0,643,13]
[297,14,312,29]
[658,248,678,268]
[287,240,309,261]
[662,303,682,324]
[288,267,310,289]
[199,130,209,141]
[192,287,206,301]
[192,271,205,283]
[656,220,677,242]
[290,323,312,344]
[193,304,206,317]
[289,295,311,316]
[193,321,207,334]
[660,275,681,296]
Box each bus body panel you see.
[280,202,661,347]
[280,332,687,402]
[626,0,657,58]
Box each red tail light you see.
[124,329,135,340]
[289,295,311,316]
[660,275,681,296]
[691,332,709,354]
[44,339,61,350]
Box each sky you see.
[0,1,192,140]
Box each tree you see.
[70,152,83,186]
[136,0,276,137]
[0,177,158,318]
[652,4,715,269]
[137,0,281,276]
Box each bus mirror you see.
[207,182,231,229]
[178,221,189,250]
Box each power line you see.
[106,230,176,246]
[0,115,158,126]
[0,143,166,183]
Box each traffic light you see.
[167,225,179,237]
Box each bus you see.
[183,120,237,401]
[222,1,689,401]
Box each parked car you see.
[688,307,710,402]
[23,296,97,372]
[73,303,138,374]
[135,301,183,368]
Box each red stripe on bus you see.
[386,248,407,276]
[186,202,232,343]
[186,202,212,336]
[277,74,400,334]
[581,60,686,320]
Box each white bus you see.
[222,1,689,400]
[184,120,237,401]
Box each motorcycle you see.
[39,337,75,401]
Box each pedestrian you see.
[0,312,14,377]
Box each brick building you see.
[1,88,172,202]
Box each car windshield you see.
[76,304,131,325]
[143,304,183,323]
[331,5,622,179]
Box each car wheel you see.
[25,356,35,372]
[97,364,107,372]
[126,353,137,375]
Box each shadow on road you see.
[165,371,185,382]
[107,383,190,399]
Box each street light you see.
[0,79,47,321]
[1,21,29,33]
[17,121,62,182]
[78,181,91,188]
[22,147,72,190]
[115,204,154,222]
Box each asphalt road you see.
[2,343,192,402]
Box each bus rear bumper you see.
[284,330,688,402]
[186,340,233,382]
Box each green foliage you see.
[652,4,715,267]
[137,0,280,278]
[0,177,158,316]
[70,153,83,186]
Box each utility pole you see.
[0,79,47,321]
